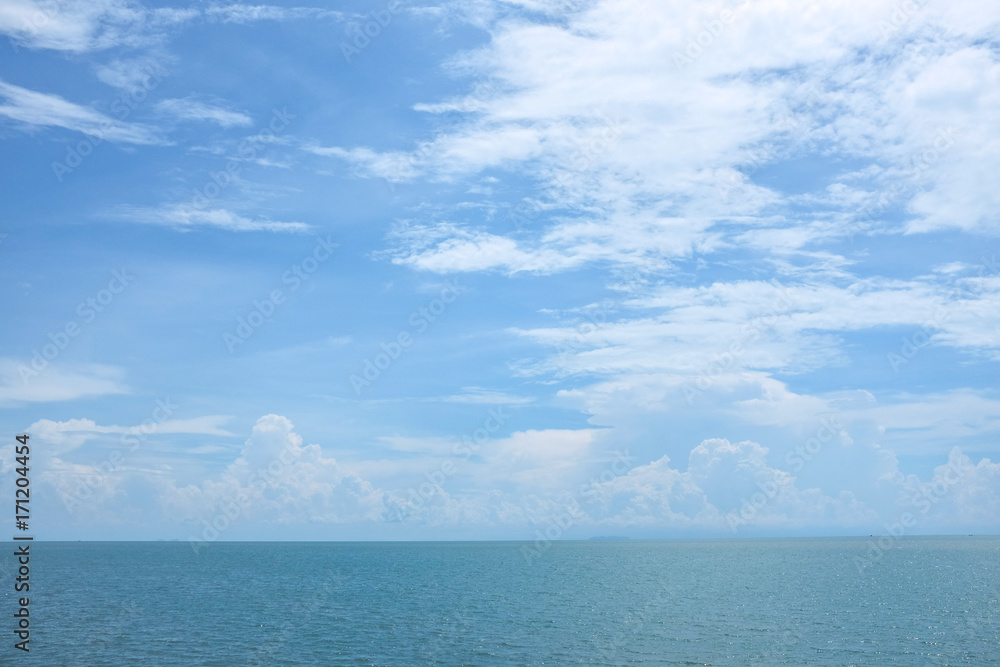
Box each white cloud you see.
[156,97,253,128]
[3,409,996,534]
[0,1,347,52]
[305,145,423,182]
[177,2,1000,540]
[204,5,346,24]
[382,433,998,533]
[4,0,999,539]
[167,415,387,526]
[567,437,875,531]
[23,415,235,456]
[366,426,603,494]
[113,205,311,233]
[384,222,578,274]
[927,449,1000,525]
[737,387,1000,450]
[883,47,1000,235]
[0,360,129,406]
[0,79,163,144]
[510,275,1000,409]
[303,0,1000,278]
[439,387,534,405]
[484,428,600,487]
[94,57,167,90]
[0,412,237,523]
[0,0,137,52]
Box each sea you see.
[2,536,997,665]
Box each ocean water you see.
[2,537,998,665]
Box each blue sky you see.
[1,0,999,542]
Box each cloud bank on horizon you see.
[1,0,999,541]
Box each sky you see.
[0,0,998,543]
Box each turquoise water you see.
[2,537,997,665]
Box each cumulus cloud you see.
[3,411,995,535]
[3,0,997,539]
[167,415,387,528]
[0,411,237,528]
[299,0,1000,539]
[574,438,875,531]
[382,434,998,535]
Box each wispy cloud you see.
[204,4,347,24]
[382,222,580,275]
[0,1,349,52]
[0,79,164,144]
[313,0,1000,276]
[439,387,535,405]
[95,57,168,90]
[26,415,236,455]
[512,275,1000,391]
[0,0,135,52]
[156,97,253,128]
[112,204,311,233]
[0,360,129,406]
